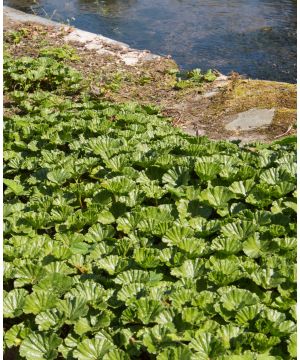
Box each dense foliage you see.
[3,53,297,359]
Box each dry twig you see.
[274,124,294,139]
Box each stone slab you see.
[225,108,275,131]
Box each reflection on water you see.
[4,0,296,82]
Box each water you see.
[5,0,297,83]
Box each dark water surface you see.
[5,0,296,82]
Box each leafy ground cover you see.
[3,50,297,359]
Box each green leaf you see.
[33,273,73,296]
[47,168,71,185]
[14,263,46,287]
[206,256,241,285]
[260,167,291,185]
[243,234,264,258]
[235,305,262,325]
[19,332,62,360]
[4,288,28,318]
[57,296,89,322]
[250,268,285,289]
[158,345,192,360]
[204,69,217,82]
[35,308,65,331]
[162,225,194,246]
[86,223,115,243]
[3,178,24,195]
[98,210,115,224]
[287,333,297,358]
[217,324,241,349]
[97,255,128,275]
[220,287,259,312]
[73,338,114,360]
[194,161,221,181]
[211,236,242,254]
[134,248,162,269]
[103,349,130,360]
[171,259,203,279]
[162,166,190,187]
[199,186,236,208]
[229,180,255,197]
[102,176,135,194]
[114,269,163,285]
[66,280,111,306]
[189,331,219,359]
[221,221,256,241]
[134,298,164,324]
[23,291,58,315]
[141,323,175,353]
[4,323,31,348]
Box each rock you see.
[225,108,275,131]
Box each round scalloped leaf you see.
[85,223,115,243]
[4,323,31,348]
[141,323,176,353]
[189,331,223,359]
[14,263,46,287]
[98,210,115,224]
[221,221,256,241]
[194,161,221,181]
[134,298,164,324]
[162,166,190,187]
[33,273,73,296]
[117,283,144,304]
[19,332,62,360]
[211,236,242,255]
[35,308,65,331]
[235,305,263,325]
[97,255,128,275]
[3,178,25,195]
[220,288,259,312]
[216,324,241,349]
[47,168,71,185]
[229,179,255,197]
[171,259,204,279]
[250,268,285,289]
[243,232,265,258]
[23,290,58,315]
[199,186,236,208]
[114,269,163,285]
[103,349,130,360]
[162,225,194,246]
[57,296,89,323]
[218,355,260,360]
[206,256,241,286]
[134,248,162,269]
[260,167,291,185]
[73,338,114,360]
[101,176,135,195]
[157,345,192,360]
[3,288,28,318]
[65,280,111,304]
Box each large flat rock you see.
[225,108,275,131]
